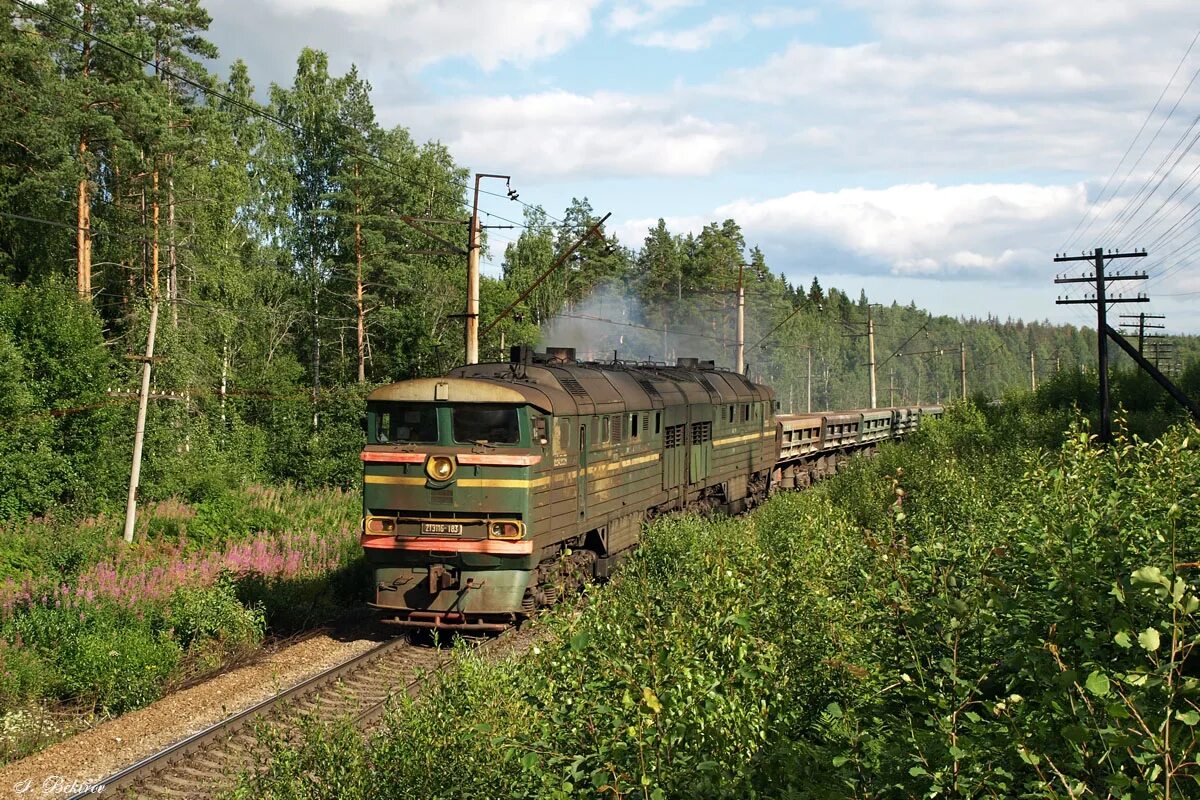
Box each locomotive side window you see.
[630,414,639,439]
[601,416,611,443]
[371,403,438,444]
[452,405,520,444]
[655,412,661,435]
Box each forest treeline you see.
[1,0,1197,520]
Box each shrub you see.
[165,575,265,676]
[57,625,182,715]
[186,492,290,546]
[0,644,50,710]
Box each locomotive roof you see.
[368,356,774,417]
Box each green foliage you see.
[0,486,362,739]
[0,644,52,710]
[166,574,265,652]
[235,410,1200,799]
[166,575,265,676]
[0,281,123,519]
[59,626,183,715]
[186,494,289,545]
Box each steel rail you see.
[68,633,460,799]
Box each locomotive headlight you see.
[365,517,395,534]
[489,521,523,540]
[425,455,456,482]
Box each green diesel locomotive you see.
[360,346,939,632]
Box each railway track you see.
[69,632,470,800]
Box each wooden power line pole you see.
[1055,246,1148,443]
[122,300,158,544]
[122,176,165,544]
[1119,312,1164,355]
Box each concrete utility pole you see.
[889,371,896,406]
[1055,247,1148,443]
[466,173,514,364]
[806,347,813,413]
[959,341,967,401]
[122,300,158,544]
[1029,350,1037,391]
[868,307,877,408]
[122,181,166,543]
[735,262,745,375]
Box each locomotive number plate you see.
[421,522,462,535]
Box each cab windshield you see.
[373,403,438,444]
[452,406,520,445]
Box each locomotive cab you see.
[360,378,547,633]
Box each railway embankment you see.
[232,406,1200,799]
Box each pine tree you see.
[808,276,824,304]
[0,1,77,282]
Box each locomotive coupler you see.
[428,565,457,594]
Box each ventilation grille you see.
[560,378,590,398]
[430,490,454,506]
[664,424,685,449]
[691,421,712,445]
[636,378,662,400]
[695,373,717,393]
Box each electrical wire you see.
[1062,28,1200,253]
[1102,121,1200,247]
[877,317,931,369]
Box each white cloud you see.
[700,4,1200,188]
[749,6,819,28]
[632,6,817,51]
[621,182,1086,279]
[406,90,759,178]
[634,14,739,51]
[257,0,395,14]
[854,0,1180,45]
[606,0,700,32]
[211,0,600,73]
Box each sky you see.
[202,0,1200,334]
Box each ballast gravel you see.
[0,631,383,799]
